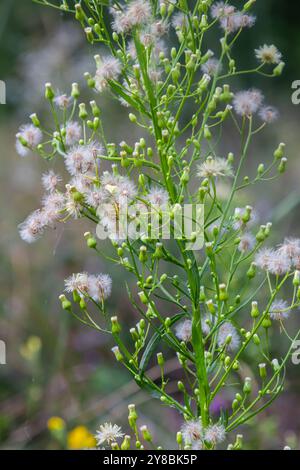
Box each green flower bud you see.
[71,82,80,99]
[259,363,267,380]
[251,301,260,318]
[293,271,300,286]
[274,143,285,160]
[157,352,164,366]
[253,334,260,345]
[30,113,40,128]
[219,283,229,301]
[129,113,137,123]
[84,27,94,43]
[243,377,252,394]
[273,61,285,76]
[111,316,121,335]
[45,82,55,101]
[121,435,131,450]
[59,294,72,311]
[112,346,123,362]
[262,314,272,329]
[140,425,152,442]
[278,157,287,173]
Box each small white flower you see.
[95,423,124,445]
[255,44,282,65]
[197,157,233,178]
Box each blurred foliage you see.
[0,0,300,449]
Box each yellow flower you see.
[47,416,66,432]
[67,426,96,449]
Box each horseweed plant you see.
[17,0,299,450]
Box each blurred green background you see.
[1,0,300,449]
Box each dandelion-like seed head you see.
[269,299,291,321]
[210,2,235,19]
[54,93,72,109]
[181,420,203,445]
[18,209,46,243]
[127,0,152,27]
[268,250,292,276]
[201,58,221,76]
[220,12,255,34]
[259,106,279,124]
[64,272,90,296]
[278,238,300,263]
[171,12,188,30]
[255,247,275,271]
[147,187,169,207]
[65,144,96,176]
[16,124,43,157]
[65,121,82,147]
[204,424,226,446]
[175,320,192,342]
[95,56,122,92]
[233,89,263,117]
[238,233,256,253]
[42,170,62,193]
[217,322,240,351]
[89,274,112,302]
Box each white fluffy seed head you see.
[217,322,240,351]
[147,187,169,207]
[238,233,256,253]
[181,420,203,445]
[95,56,122,92]
[233,89,263,117]
[204,424,226,445]
[269,299,291,321]
[65,121,82,147]
[18,209,46,243]
[42,170,62,192]
[259,106,279,123]
[16,124,43,157]
[175,320,192,342]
